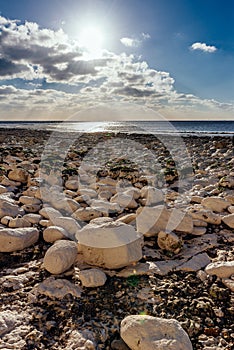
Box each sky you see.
[0,0,233,121]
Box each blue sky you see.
[0,0,233,120]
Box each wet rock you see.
[33,277,82,299]
[120,315,193,350]
[43,226,68,243]
[205,261,234,278]
[77,221,143,269]
[222,213,234,228]
[201,196,231,212]
[136,205,193,237]
[157,231,182,253]
[79,268,107,287]
[0,227,39,252]
[8,168,28,183]
[43,240,78,274]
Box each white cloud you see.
[190,42,217,53]
[120,37,140,47]
[141,32,151,40]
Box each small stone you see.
[222,278,234,292]
[23,214,42,224]
[18,196,41,206]
[120,315,193,350]
[0,200,24,218]
[8,217,32,228]
[222,214,234,229]
[43,226,68,243]
[43,240,78,274]
[110,193,138,209]
[72,207,103,222]
[79,268,107,287]
[116,213,137,225]
[34,276,82,299]
[157,231,182,253]
[52,216,81,239]
[21,203,41,213]
[227,205,234,214]
[201,196,231,212]
[0,227,39,252]
[191,227,207,236]
[205,261,234,278]
[111,339,131,350]
[65,179,79,190]
[8,168,28,183]
[39,206,62,220]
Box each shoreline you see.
[0,127,233,349]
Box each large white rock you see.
[201,196,231,212]
[136,206,193,237]
[43,240,78,274]
[79,268,107,287]
[76,221,143,269]
[222,213,234,229]
[0,227,39,252]
[205,261,234,278]
[120,315,193,350]
[43,226,68,243]
[140,186,164,205]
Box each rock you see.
[76,221,143,269]
[193,220,208,227]
[191,227,207,236]
[39,206,62,220]
[222,278,234,292]
[72,207,103,222]
[110,193,138,209]
[18,196,41,205]
[0,185,8,194]
[23,213,42,224]
[175,253,211,272]
[219,176,234,188]
[21,203,41,213]
[117,262,162,277]
[8,168,28,183]
[140,186,164,205]
[43,226,68,243]
[0,200,24,218]
[201,196,231,212]
[79,268,107,287]
[91,199,122,214]
[65,329,96,350]
[157,231,182,253]
[90,217,113,224]
[8,217,32,228]
[124,188,141,200]
[120,315,193,350]
[43,240,78,274]
[191,195,203,203]
[111,339,131,350]
[52,216,81,239]
[33,277,82,299]
[188,208,221,225]
[136,206,193,237]
[0,227,39,252]
[205,261,234,278]
[116,213,137,224]
[1,175,21,187]
[0,310,22,337]
[51,198,80,213]
[65,179,79,190]
[222,213,234,228]
[227,205,234,213]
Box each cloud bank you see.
[0,16,232,120]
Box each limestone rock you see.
[157,231,182,253]
[0,227,39,252]
[0,200,24,218]
[8,168,28,183]
[120,315,193,350]
[188,208,221,225]
[110,193,138,209]
[140,186,164,205]
[8,217,32,228]
[43,240,78,274]
[205,261,234,278]
[34,276,82,299]
[18,196,41,205]
[79,268,107,287]
[91,199,122,214]
[39,206,62,220]
[23,213,42,224]
[222,213,234,229]
[52,216,81,239]
[43,226,68,243]
[77,221,143,269]
[72,207,103,222]
[201,196,231,212]
[136,205,193,237]
[21,203,41,213]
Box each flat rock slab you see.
[33,277,83,299]
[0,227,39,252]
[120,315,193,350]
[175,253,211,272]
[205,261,234,278]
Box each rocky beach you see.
[0,127,233,350]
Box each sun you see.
[79,25,104,58]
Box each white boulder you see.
[0,227,39,252]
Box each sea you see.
[0,120,234,136]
